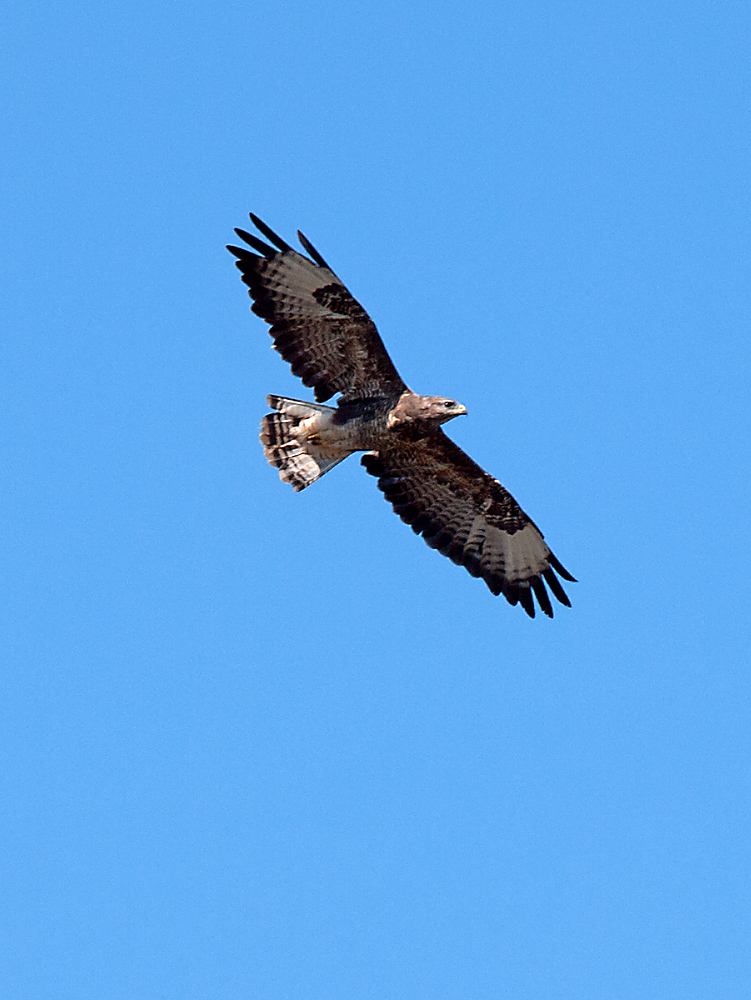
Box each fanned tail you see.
[260,395,351,491]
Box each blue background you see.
[3,1,750,997]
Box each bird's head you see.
[388,392,467,432]
[423,396,468,425]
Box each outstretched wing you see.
[227,215,407,403]
[362,430,576,618]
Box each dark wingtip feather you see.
[234,228,276,258]
[227,243,261,261]
[297,231,331,269]
[543,567,571,607]
[248,214,293,252]
[548,552,577,582]
[531,577,554,618]
[516,587,536,618]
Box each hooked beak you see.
[441,403,467,425]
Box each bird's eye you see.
[444,400,455,408]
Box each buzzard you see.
[227,214,576,618]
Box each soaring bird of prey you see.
[227,214,575,618]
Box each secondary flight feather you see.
[227,214,576,618]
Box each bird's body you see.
[228,214,576,618]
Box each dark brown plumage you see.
[229,214,406,403]
[228,215,576,617]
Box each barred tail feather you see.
[260,395,351,491]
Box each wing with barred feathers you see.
[227,215,407,403]
[362,430,576,618]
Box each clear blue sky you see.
[3,1,750,997]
